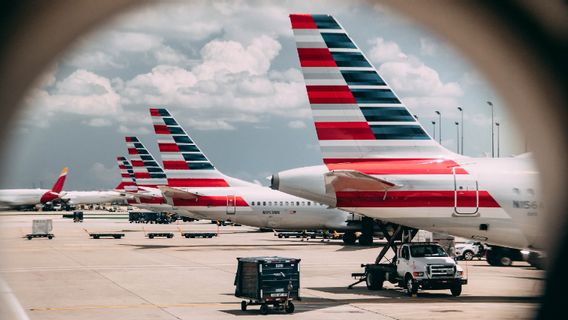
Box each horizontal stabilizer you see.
[158,186,200,200]
[324,170,400,194]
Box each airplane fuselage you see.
[273,155,542,250]
[0,189,51,208]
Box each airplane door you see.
[226,195,236,215]
[453,167,479,215]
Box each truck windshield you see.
[410,245,448,257]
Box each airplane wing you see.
[324,170,400,194]
[158,186,200,200]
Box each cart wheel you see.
[240,301,247,311]
[185,235,190,238]
[94,235,99,239]
[149,234,154,239]
[167,234,173,238]
[285,301,295,313]
[259,304,269,315]
[114,235,121,239]
[47,235,53,239]
[27,236,32,240]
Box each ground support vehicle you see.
[88,233,125,239]
[146,232,174,239]
[25,219,54,240]
[349,222,467,296]
[235,256,300,315]
[181,232,217,238]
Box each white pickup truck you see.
[364,243,467,296]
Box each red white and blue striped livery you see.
[115,156,138,193]
[150,108,249,188]
[271,14,543,257]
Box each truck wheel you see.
[405,275,418,296]
[342,231,356,245]
[450,284,462,296]
[366,270,384,290]
[358,233,373,246]
[463,250,474,261]
[285,301,295,313]
[240,301,247,311]
[259,304,269,315]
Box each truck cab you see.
[363,242,467,296]
[396,243,467,296]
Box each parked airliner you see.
[0,167,68,210]
[270,14,543,262]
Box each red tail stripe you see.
[128,148,137,155]
[149,108,161,116]
[131,160,144,167]
[159,143,180,152]
[306,85,356,104]
[290,14,317,29]
[125,137,133,142]
[173,196,248,207]
[134,172,151,179]
[167,178,229,187]
[336,191,500,208]
[163,160,190,170]
[326,159,469,175]
[297,48,336,67]
[315,122,375,140]
[154,124,170,134]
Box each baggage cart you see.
[234,256,300,315]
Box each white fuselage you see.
[0,189,49,208]
[62,190,125,205]
[135,184,356,231]
[274,156,543,250]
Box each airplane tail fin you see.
[115,156,138,192]
[125,137,167,188]
[150,108,246,187]
[50,167,68,193]
[289,14,454,163]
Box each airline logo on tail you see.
[125,136,167,187]
[290,14,452,164]
[150,108,230,187]
[115,156,138,192]
[40,167,68,203]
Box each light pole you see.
[435,110,441,144]
[495,121,500,157]
[455,121,460,153]
[457,106,464,154]
[431,121,436,140]
[487,101,494,157]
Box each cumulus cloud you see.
[419,37,437,56]
[368,37,463,113]
[89,162,120,185]
[29,70,121,119]
[288,120,306,129]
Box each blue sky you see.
[1,0,524,190]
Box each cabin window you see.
[263,201,266,206]
[296,201,300,206]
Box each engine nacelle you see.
[270,165,336,206]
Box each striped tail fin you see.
[115,156,138,192]
[125,136,167,187]
[150,108,242,188]
[290,14,454,163]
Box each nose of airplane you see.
[270,173,279,190]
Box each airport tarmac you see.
[0,213,543,319]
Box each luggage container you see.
[234,256,300,315]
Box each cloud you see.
[368,37,463,114]
[84,118,113,127]
[367,38,407,63]
[419,37,437,56]
[89,162,120,185]
[27,70,121,122]
[288,120,306,129]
